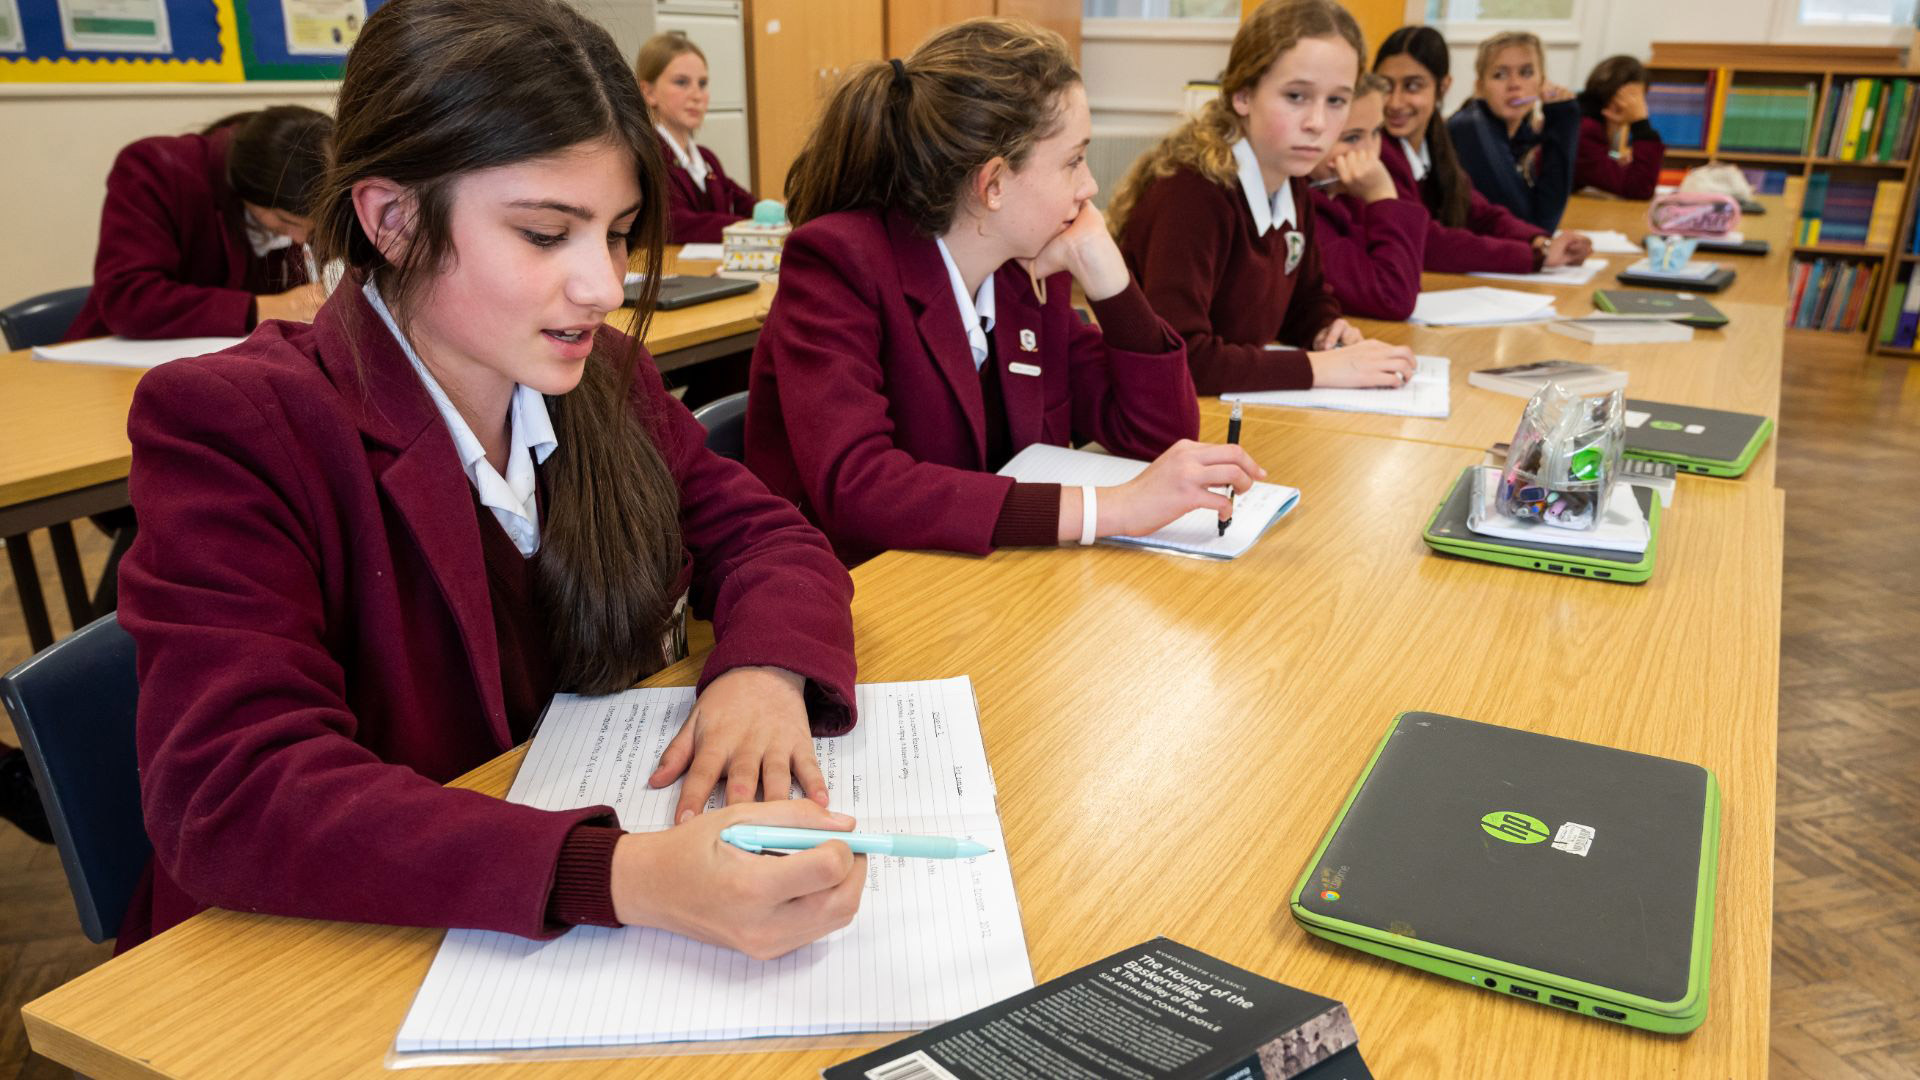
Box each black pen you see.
[1219,401,1242,536]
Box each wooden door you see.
[746,0,886,198]
[886,0,993,60]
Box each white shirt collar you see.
[1399,136,1431,182]
[1231,137,1297,236]
[934,235,997,370]
[363,280,559,557]
[656,122,710,189]
[244,210,294,258]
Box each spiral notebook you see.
[1225,355,1450,418]
[997,443,1300,559]
[391,677,1032,1059]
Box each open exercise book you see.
[997,443,1299,559]
[392,677,1032,1058]
[32,336,244,369]
[1226,354,1450,418]
[1469,256,1608,286]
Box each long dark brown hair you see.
[1580,55,1647,122]
[310,0,684,694]
[203,106,333,215]
[1375,25,1472,229]
[783,17,1080,233]
[1108,0,1363,236]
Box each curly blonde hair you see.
[1107,0,1363,235]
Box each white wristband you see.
[1078,486,1098,546]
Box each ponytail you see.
[1376,25,1471,229]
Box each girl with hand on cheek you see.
[747,18,1259,567]
[116,0,864,962]
[1305,72,1427,321]
[1374,26,1589,275]
[1574,55,1663,199]
[1448,31,1582,232]
[1112,0,1416,394]
[636,32,760,243]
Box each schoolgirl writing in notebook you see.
[1110,0,1415,394]
[65,106,332,341]
[747,18,1260,566]
[636,31,760,243]
[1573,56,1664,200]
[117,0,864,959]
[1447,31,1581,232]
[1304,72,1427,320]
[1374,26,1590,275]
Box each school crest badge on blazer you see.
[1284,230,1305,275]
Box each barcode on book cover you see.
[866,1050,962,1080]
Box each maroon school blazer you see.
[115,282,856,946]
[1574,115,1663,200]
[660,133,758,244]
[65,125,307,341]
[1307,186,1428,321]
[744,208,1198,565]
[1381,136,1546,275]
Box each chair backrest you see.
[0,285,91,351]
[690,390,750,462]
[0,613,149,942]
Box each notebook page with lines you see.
[392,677,1031,1056]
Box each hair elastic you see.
[889,57,909,90]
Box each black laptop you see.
[624,274,759,310]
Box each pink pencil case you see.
[1646,192,1741,237]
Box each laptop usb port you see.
[1509,986,1538,1000]
[1593,1006,1627,1021]
[1549,995,1579,1009]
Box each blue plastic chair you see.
[0,613,150,942]
[0,285,89,351]
[691,390,750,462]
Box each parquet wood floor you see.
[0,333,1913,1078]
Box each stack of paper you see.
[1223,355,1450,418]
[1410,287,1557,327]
[674,242,726,261]
[997,443,1300,559]
[1580,230,1643,255]
[1469,257,1609,286]
[32,336,244,370]
[393,678,1033,1056]
[1466,467,1649,553]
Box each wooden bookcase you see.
[1648,42,1920,355]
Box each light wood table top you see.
[0,249,771,514]
[1200,298,1782,486]
[1420,184,1800,312]
[23,422,1782,1079]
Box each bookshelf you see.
[1647,42,1920,354]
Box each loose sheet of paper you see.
[1622,258,1720,281]
[997,443,1299,559]
[1465,466,1650,553]
[1410,286,1557,327]
[675,242,726,261]
[1224,355,1450,418]
[394,677,1032,1054]
[32,336,244,369]
[1469,257,1608,286]
[1578,230,1643,255]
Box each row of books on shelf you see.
[1652,166,1790,193]
[1798,174,1905,248]
[1878,262,1920,347]
[1790,258,1877,332]
[1649,77,1714,148]
[1812,77,1918,163]
[1718,82,1818,154]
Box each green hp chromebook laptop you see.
[1291,712,1721,1034]
[1592,289,1729,329]
[1422,467,1661,583]
[1624,399,1774,477]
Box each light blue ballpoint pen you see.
[721,824,992,859]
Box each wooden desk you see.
[23,423,1781,1079]
[0,254,771,650]
[1420,184,1801,312]
[1199,299,1782,487]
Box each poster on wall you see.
[0,0,25,52]
[280,0,362,56]
[56,0,172,53]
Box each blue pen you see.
[721,824,992,860]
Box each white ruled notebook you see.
[392,677,1032,1056]
[1226,354,1451,418]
